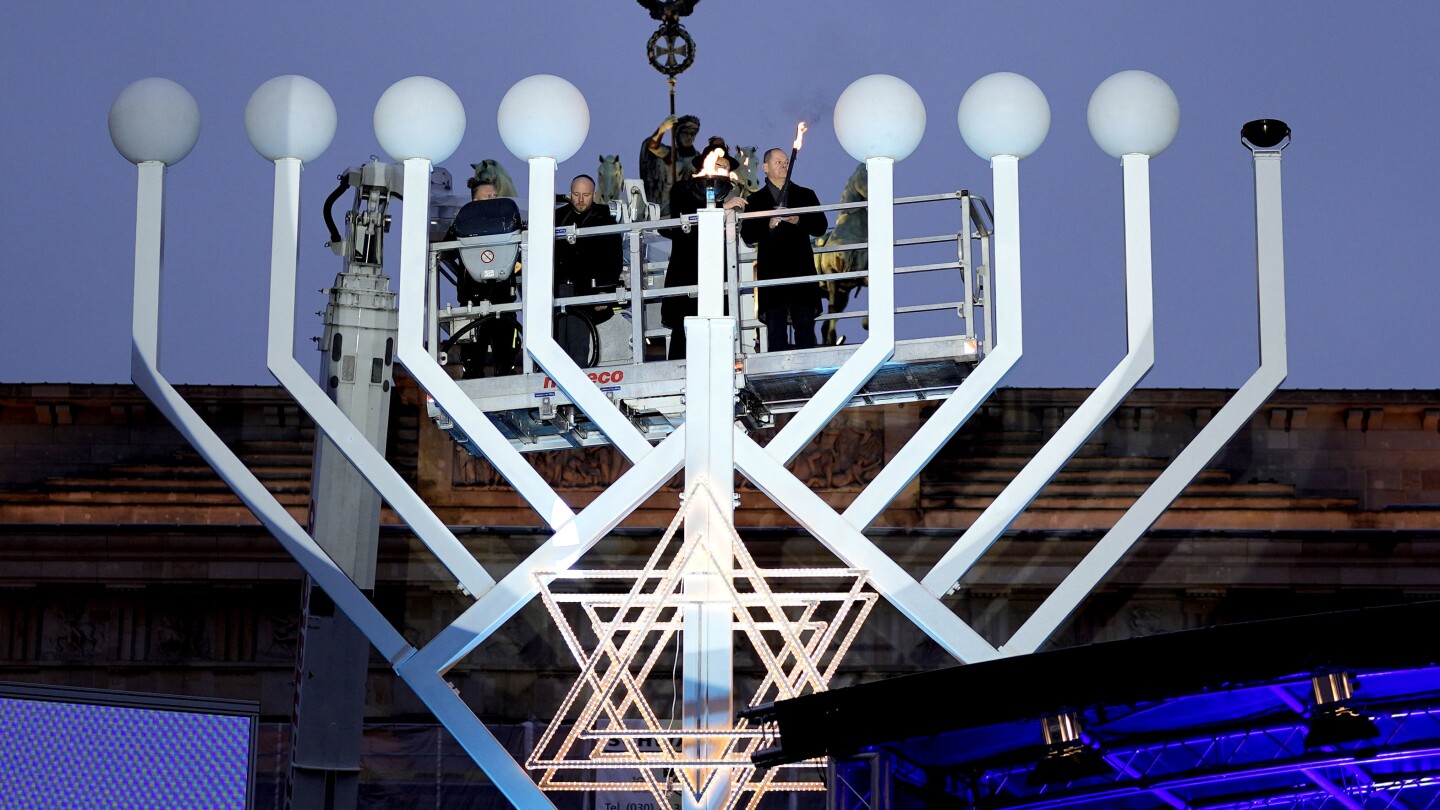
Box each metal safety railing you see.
[426,189,994,378]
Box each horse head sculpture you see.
[596,154,624,204]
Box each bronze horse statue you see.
[814,163,868,346]
[732,146,761,197]
[596,155,624,204]
[470,159,519,198]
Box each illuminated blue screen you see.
[0,693,253,809]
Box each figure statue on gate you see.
[639,113,700,215]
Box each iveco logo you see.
[542,369,624,389]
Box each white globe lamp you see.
[496,75,589,162]
[957,72,1050,160]
[1088,70,1180,159]
[245,75,337,163]
[108,78,201,165]
[373,76,466,164]
[833,74,926,162]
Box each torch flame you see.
[691,148,729,179]
[793,121,808,150]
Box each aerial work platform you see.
[425,190,994,453]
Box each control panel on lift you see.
[422,181,995,454]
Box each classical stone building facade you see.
[1,380,1436,803]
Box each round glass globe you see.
[1087,70,1180,159]
[957,72,1050,160]
[833,74,926,162]
[108,78,201,166]
[497,75,589,162]
[373,77,466,164]
[245,75,337,163]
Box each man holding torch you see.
[740,124,829,352]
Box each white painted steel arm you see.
[680,315,737,810]
[845,155,1024,531]
[766,157,896,465]
[922,153,1158,595]
[128,160,410,664]
[137,157,559,810]
[401,429,686,675]
[393,158,576,530]
[263,158,494,594]
[696,207,725,317]
[735,432,999,663]
[399,669,556,807]
[522,158,652,461]
[1002,149,1288,655]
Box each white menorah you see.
[111,69,1287,809]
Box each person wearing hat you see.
[740,147,829,352]
[640,113,701,216]
[658,139,748,360]
[447,179,521,377]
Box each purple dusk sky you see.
[2,1,1437,390]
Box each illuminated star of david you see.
[526,486,878,808]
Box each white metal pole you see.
[130,161,165,365]
[766,156,896,465]
[1003,147,1288,655]
[1254,153,1288,366]
[847,155,1024,533]
[680,201,735,809]
[695,207,726,317]
[392,435,685,805]
[523,158,652,460]
[127,159,409,663]
[924,152,1157,596]
[124,160,564,802]
[734,432,1000,664]
[261,157,493,595]
[399,431,685,674]
[391,158,577,531]
[379,159,568,810]
[629,230,646,363]
[396,668,557,808]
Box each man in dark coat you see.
[660,140,748,360]
[555,174,622,307]
[740,148,829,352]
[554,174,623,366]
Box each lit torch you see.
[691,148,726,178]
[691,147,731,207]
[776,121,807,208]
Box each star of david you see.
[526,486,877,808]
